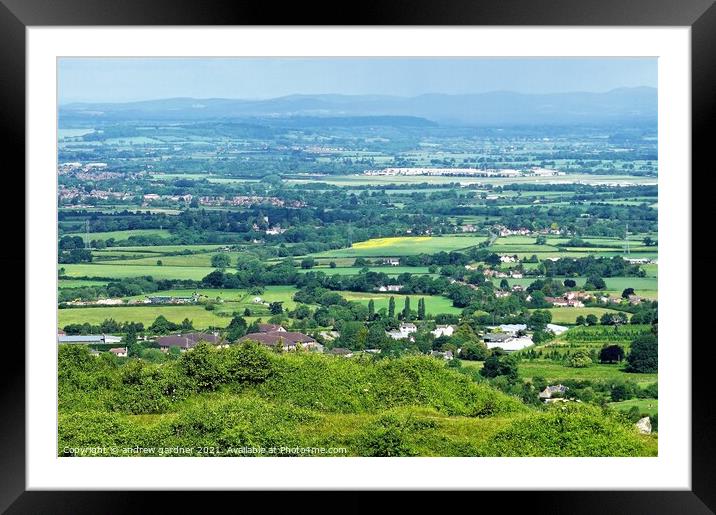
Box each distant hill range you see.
[60,87,657,126]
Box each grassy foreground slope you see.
[58,344,656,457]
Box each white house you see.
[377,285,404,292]
[387,323,417,340]
[431,325,455,338]
[499,255,517,263]
[496,324,527,335]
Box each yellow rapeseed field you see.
[351,236,432,249]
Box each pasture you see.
[108,244,225,253]
[59,286,302,329]
[533,307,627,325]
[58,305,233,328]
[65,229,172,243]
[59,263,216,281]
[58,279,110,289]
[517,361,657,386]
[338,291,461,315]
[107,252,244,267]
[495,276,657,296]
[608,398,658,416]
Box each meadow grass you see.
[107,252,244,267]
[59,263,217,281]
[58,279,110,289]
[532,307,627,325]
[65,229,172,242]
[608,398,658,416]
[338,291,461,315]
[517,360,657,386]
[58,305,233,328]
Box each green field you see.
[65,229,172,242]
[497,276,657,296]
[58,279,110,289]
[108,244,225,253]
[535,307,627,325]
[59,263,216,281]
[315,236,486,258]
[518,361,657,386]
[339,291,461,315]
[122,288,250,302]
[58,305,233,328]
[107,252,244,267]
[608,398,658,416]
[60,286,301,328]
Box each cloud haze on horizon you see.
[58,57,657,104]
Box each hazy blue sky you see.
[58,57,657,104]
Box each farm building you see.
[430,350,454,360]
[490,324,527,335]
[156,332,224,352]
[57,334,122,345]
[545,296,584,308]
[239,331,318,351]
[147,293,199,305]
[484,333,534,352]
[109,347,128,358]
[483,333,513,344]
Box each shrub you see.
[567,351,592,368]
[223,341,274,385]
[482,404,651,457]
[179,342,225,391]
[354,413,427,457]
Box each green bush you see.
[354,413,423,457]
[482,403,651,457]
[258,354,524,417]
[158,395,317,455]
[223,341,274,385]
[179,342,225,391]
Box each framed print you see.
[2,0,714,511]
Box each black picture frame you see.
[2,0,713,512]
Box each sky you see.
[58,57,657,104]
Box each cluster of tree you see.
[541,255,645,278]
[58,276,199,303]
[63,319,144,335]
[58,236,92,263]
